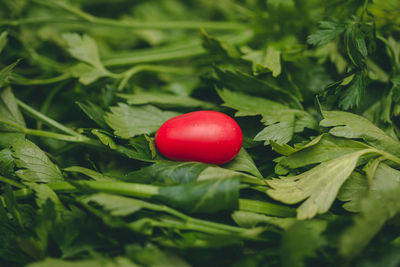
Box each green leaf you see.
[267,149,373,219]
[320,110,400,157]
[218,89,316,145]
[81,193,151,216]
[339,164,400,258]
[197,166,263,185]
[264,46,282,77]
[12,139,64,183]
[91,129,117,149]
[279,134,369,169]
[338,71,367,110]
[125,243,190,267]
[214,67,300,106]
[0,61,19,88]
[30,183,65,213]
[344,23,370,68]
[76,101,108,129]
[62,33,105,71]
[242,46,281,76]
[0,148,14,176]
[201,29,241,62]
[68,63,110,85]
[307,20,347,46]
[126,161,208,185]
[105,104,179,138]
[118,92,216,109]
[27,257,140,267]
[0,87,26,132]
[155,177,239,213]
[232,210,297,229]
[254,113,296,145]
[281,220,327,267]
[337,171,368,212]
[217,88,286,116]
[0,31,8,54]
[222,148,263,178]
[62,33,111,84]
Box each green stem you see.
[23,128,91,143]
[14,181,158,199]
[103,41,203,67]
[117,65,194,90]
[0,175,25,189]
[16,99,81,137]
[11,73,71,85]
[103,30,254,67]
[75,181,159,198]
[379,150,400,165]
[366,58,390,83]
[38,83,65,130]
[30,0,247,30]
[239,199,296,217]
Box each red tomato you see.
[155,111,243,165]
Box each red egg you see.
[155,111,243,165]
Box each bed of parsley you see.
[0,0,400,266]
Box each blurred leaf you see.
[281,220,327,267]
[337,171,368,212]
[340,163,400,258]
[0,87,26,131]
[125,243,190,267]
[27,257,140,267]
[82,193,150,217]
[0,31,7,54]
[0,148,14,176]
[265,46,282,77]
[232,210,297,229]
[118,92,216,109]
[0,62,19,88]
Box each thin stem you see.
[14,181,159,199]
[0,175,25,189]
[117,65,194,90]
[17,99,81,137]
[23,128,91,143]
[29,0,247,30]
[103,30,254,67]
[11,73,71,86]
[38,83,65,130]
[75,181,159,198]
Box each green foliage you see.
[12,139,64,183]
[105,104,179,138]
[0,0,399,266]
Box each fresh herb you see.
[1,0,400,266]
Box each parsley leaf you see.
[12,139,64,183]
[105,103,179,138]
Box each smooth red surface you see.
[155,111,243,165]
